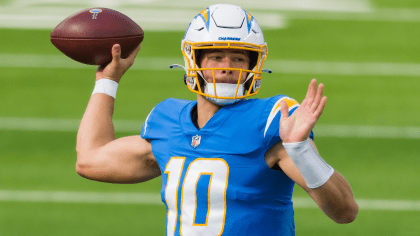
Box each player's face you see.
[199,49,250,84]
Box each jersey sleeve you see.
[261,95,314,149]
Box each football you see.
[51,8,144,65]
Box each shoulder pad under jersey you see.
[141,98,192,140]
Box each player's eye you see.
[210,56,222,61]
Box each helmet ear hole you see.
[249,51,259,70]
[195,49,204,68]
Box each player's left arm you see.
[277,79,358,223]
[269,140,358,224]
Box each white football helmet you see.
[170,4,271,105]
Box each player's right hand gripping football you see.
[96,44,141,83]
[279,79,327,143]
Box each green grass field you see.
[1,0,420,235]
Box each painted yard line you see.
[4,8,420,32]
[1,190,419,211]
[284,8,420,23]
[0,54,182,71]
[292,197,420,211]
[0,7,286,30]
[0,117,419,139]
[4,0,371,13]
[3,9,420,31]
[0,117,143,133]
[264,60,420,77]
[0,0,370,31]
[2,4,420,30]
[0,190,162,205]
[2,54,420,77]
[313,125,420,139]
[2,0,420,30]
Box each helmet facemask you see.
[182,41,268,105]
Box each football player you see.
[76,4,358,236]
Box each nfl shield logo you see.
[191,134,201,148]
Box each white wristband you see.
[283,138,334,189]
[92,79,119,99]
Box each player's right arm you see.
[75,44,161,184]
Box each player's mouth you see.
[215,79,237,84]
[212,75,240,84]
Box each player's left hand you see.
[279,79,327,143]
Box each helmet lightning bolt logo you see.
[245,11,253,33]
[198,8,210,31]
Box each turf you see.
[294,208,420,236]
[2,130,419,199]
[0,202,167,236]
[2,67,419,127]
[1,3,420,236]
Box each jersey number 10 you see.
[164,157,229,236]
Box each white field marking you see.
[2,54,420,77]
[2,0,420,30]
[0,190,162,205]
[264,60,420,77]
[292,197,420,211]
[314,125,420,139]
[0,6,287,30]
[2,7,419,32]
[4,0,412,31]
[0,117,143,133]
[0,117,419,139]
[1,190,420,211]
[5,0,371,12]
[0,54,182,71]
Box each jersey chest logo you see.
[191,134,201,148]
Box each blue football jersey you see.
[141,95,313,236]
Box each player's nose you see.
[220,57,234,74]
[221,70,234,75]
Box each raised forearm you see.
[280,138,358,223]
[308,171,358,224]
[76,43,140,153]
[76,93,115,154]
